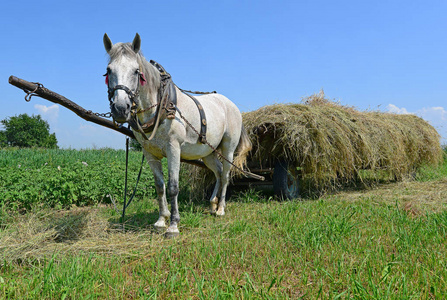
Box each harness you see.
[108,60,208,143]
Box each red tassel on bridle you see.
[139,72,147,86]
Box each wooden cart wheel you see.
[273,160,300,200]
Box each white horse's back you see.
[172,91,244,160]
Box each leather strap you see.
[183,93,207,143]
[139,60,207,144]
[108,85,138,103]
[138,61,177,134]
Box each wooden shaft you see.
[8,75,135,138]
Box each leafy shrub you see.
[0,148,156,210]
[1,114,58,148]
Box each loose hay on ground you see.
[0,207,164,263]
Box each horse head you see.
[103,33,147,123]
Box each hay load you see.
[243,91,443,192]
[185,92,443,197]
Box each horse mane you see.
[107,42,160,103]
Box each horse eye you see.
[135,69,140,75]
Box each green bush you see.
[1,114,58,148]
[0,148,156,210]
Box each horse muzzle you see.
[108,84,139,122]
[110,101,132,123]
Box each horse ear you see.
[132,33,141,53]
[103,33,113,53]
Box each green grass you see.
[1,196,447,299]
[415,146,447,181]
[0,147,446,299]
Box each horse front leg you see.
[144,150,170,231]
[165,144,181,238]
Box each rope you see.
[23,82,44,102]
[120,136,146,225]
[176,85,216,95]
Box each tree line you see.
[0,114,58,148]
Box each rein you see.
[111,131,145,225]
[121,135,145,223]
[108,59,212,143]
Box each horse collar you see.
[134,61,177,135]
[131,60,207,144]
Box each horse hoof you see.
[216,209,225,216]
[154,219,167,232]
[164,227,180,238]
[153,225,166,233]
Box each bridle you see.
[105,62,176,141]
[106,60,208,143]
[106,68,147,115]
[107,84,139,105]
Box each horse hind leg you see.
[217,123,251,216]
[217,141,238,216]
[217,158,232,216]
[202,153,223,214]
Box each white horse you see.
[103,33,251,237]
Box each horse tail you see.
[233,125,252,171]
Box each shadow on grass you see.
[50,209,91,243]
[108,209,160,232]
[106,194,211,232]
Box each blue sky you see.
[1,0,446,149]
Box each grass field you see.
[0,147,446,299]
